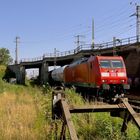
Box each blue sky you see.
[0,0,139,62]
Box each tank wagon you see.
[51,56,130,99]
[51,66,67,82]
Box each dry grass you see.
[0,91,50,140]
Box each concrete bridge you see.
[6,35,140,85]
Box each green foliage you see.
[32,90,52,139]
[42,83,52,94]
[72,111,140,140]
[0,48,13,65]
[65,88,85,106]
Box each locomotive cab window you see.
[99,60,111,68]
[111,60,123,68]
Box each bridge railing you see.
[20,35,140,63]
[20,56,43,62]
[94,36,138,49]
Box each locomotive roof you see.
[68,56,123,67]
[97,56,122,59]
[69,57,88,67]
[88,55,123,61]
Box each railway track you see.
[52,88,140,140]
[129,99,140,113]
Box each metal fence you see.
[20,35,140,63]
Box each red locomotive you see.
[51,56,130,99]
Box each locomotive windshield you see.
[111,60,123,68]
[100,60,111,68]
[100,60,124,68]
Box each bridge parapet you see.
[21,56,43,63]
[20,35,140,63]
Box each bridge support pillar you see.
[40,61,48,84]
[125,50,140,78]
[16,65,25,84]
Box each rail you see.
[129,99,140,113]
[52,88,140,139]
[20,35,140,63]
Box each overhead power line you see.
[95,4,134,29]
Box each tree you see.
[0,48,13,65]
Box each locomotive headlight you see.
[120,80,125,83]
[102,80,105,83]
[102,79,107,83]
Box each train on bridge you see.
[49,55,130,100]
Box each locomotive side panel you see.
[88,56,101,88]
[64,57,101,88]
[64,63,89,87]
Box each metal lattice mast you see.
[91,18,94,48]
[15,36,20,64]
[54,48,57,69]
[136,5,140,42]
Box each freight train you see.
[50,55,130,99]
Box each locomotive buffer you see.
[52,89,140,140]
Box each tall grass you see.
[0,93,36,139]
[0,87,53,140]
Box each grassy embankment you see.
[0,65,139,140]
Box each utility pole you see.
[136,5,140,42]
[75,35,85,48]
[15,36,20,64]
[54,48,57,70]
[113,37,117,56]
[91,18,94,48]
[130,4,140,42]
